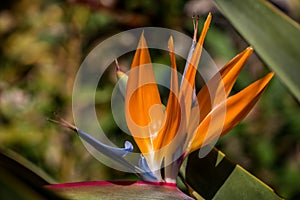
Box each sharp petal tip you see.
[246,46,254,53]
[168,36,174,51]
[243,47,254,57]
[138,31,148,49]
[239,46,254,58]
[206,12,212,23]
[267,71,275,79]
[197,13,212,45]
[207,12,212,19]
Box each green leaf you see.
[47,181,194,200]
[0,149,64,200]
[184,148,283,200]
[214,0,300,101]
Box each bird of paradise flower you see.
[50,13,274,184]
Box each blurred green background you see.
[0,0,299,199]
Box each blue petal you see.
[181,41,198,106]
[123,141,133,156]
[138,156,158,182]
[76,129,160,181]
[181,40,196,84]
[76,129,142,173]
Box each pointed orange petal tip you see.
[198,13,212,45]
[247,46,254,51]
[168,36,174,52]
[207,12,212,21]
[138,30,147,49]
[245,46,254,55]
[265,71,275,81]
[237,46,253,60]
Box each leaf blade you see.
[214,0,300,101]
[185,148,282,199]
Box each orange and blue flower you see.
[50,13,274,184]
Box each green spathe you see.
[47,181,193,200]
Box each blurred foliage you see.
[0,0,299,199]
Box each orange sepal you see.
[125,33,164,153]
[196,47,254,124]
[188,72,274,153]
[154,36,181,151]
[180,13,212,123]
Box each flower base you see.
[46,181,194,200]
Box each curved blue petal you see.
[76,129,142,174]
[138,156,158,182]
[48,114,152,179]
[123,141,134,156]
